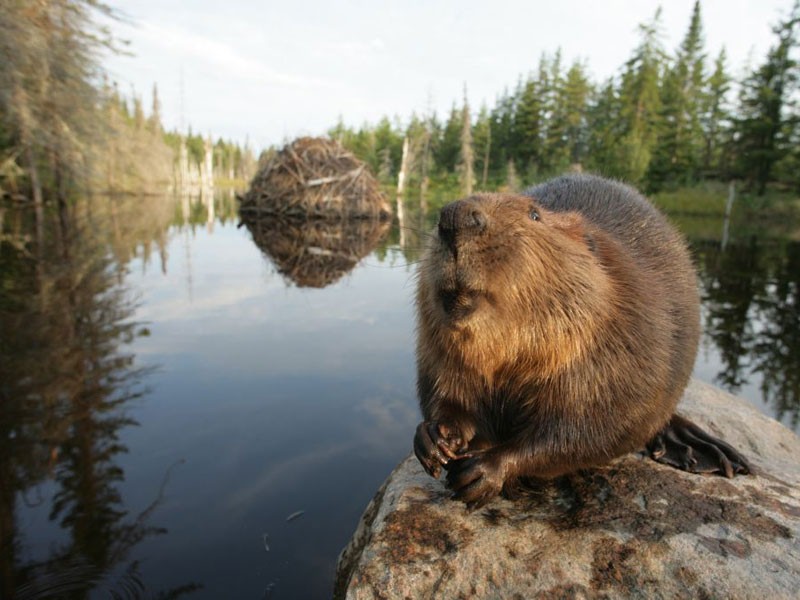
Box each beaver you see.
[413,173,750,509]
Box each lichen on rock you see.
[335,380,800,599]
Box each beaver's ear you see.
[548,211,597,253]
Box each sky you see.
[103,0,796,151]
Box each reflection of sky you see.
[116,219,420,597]
[19,207,795,597]
[131,224,416,376]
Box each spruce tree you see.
[734,2,799,194]
[700,49,732,178]
[551,60,592,171]
[541,51,570,174]
[514,57,549,177]
[649,0,706,188]
[586,80,624,177]
[436,104,462,173]
[473,104,492,187]
[489,88,516,177]
[616,8,666,184]
[457,89,474,195]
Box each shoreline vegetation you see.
[0,1,256,204]
[322,1,800,217]
[1,0,798,226]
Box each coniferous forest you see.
[328,2,800,198]
[1,1,799,202]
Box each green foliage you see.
[649,1,706,188]
[616,8,666,185]
[329,2,800,199]
[700,49,733,178]
[0,2,256,199]
[553,60,593,169]
[436,105,462,173]
[733,1,800,194]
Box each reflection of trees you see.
[695,237,800,427]
[243,215,390,288]
[0,198,199,598]
[752,241,800,427]
[696,237,764,389]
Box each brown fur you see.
[414,174,705,504]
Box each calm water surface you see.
[1,191,797,598]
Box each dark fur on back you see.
[527,174,701,412]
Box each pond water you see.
[1,190,798,598]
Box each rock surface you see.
[335,379,800,599]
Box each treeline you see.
[0,0,254,202]
[330,1,800,196]
[163,130,257,184]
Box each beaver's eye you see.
[529,209,540,221]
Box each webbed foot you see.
[646,414,750,478]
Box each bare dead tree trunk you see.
[25,144,46,260]
[459,89,474,196]
[721,181,736,252]
[25,144,43,207]
[481,120,491,188]
[396,136,410,248]
[419,127,430,214]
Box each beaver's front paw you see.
[445,452,506,510]
[413,420,467,479]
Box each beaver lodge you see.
[239,137,392,220]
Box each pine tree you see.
[373,116,403,180]
[133,95,145,130]
[473,104,492,187]
[436,104,462,173]
[700,49,732,178]
[648,0,706,188]
[148,84,162,133]
[457,88,474,195]
[734,2,799,194]
[514,58,549,177]
[489,88,516,177]
[550,59,592,172]
[586,79,623,176]
[541,51,566,174]
[405,112,429,187]
[616,8,667,184]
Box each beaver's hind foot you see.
[646,414,751,478]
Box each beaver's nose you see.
[438,200,487,251]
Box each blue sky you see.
[104,0,795,150]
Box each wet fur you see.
[415,174,719,505]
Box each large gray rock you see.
[335,380,800,599]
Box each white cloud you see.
[137,20,331,89]
[105,0,794,149]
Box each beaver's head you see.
[417,193,609,354]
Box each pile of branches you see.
[239,137,391,220]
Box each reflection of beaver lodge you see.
[239,137,392,219]
[244,217,390,288]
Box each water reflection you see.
[0,196,200,598]
[2,189,799,598]
[694,236,800,429]
[241,216,390,288]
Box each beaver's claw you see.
[413,420,467,479]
